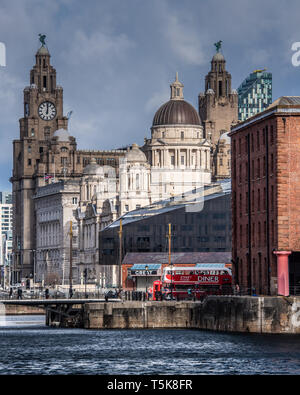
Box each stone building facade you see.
[198,49,238,180]
[33,180,80,285]
[10,43,126,282]
[230,96,300,296]
[144,73,211,200]
[11,40,240,286]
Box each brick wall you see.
[230,110,300,295]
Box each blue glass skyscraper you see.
[237,69,272,121]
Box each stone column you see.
[273,251,291,296]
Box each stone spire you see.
[170,72,184,100]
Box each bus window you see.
[175,271,183,274]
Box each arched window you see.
[61,147,68,152]
[44,127,50,139]
[219,81,222,96]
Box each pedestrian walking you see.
[235,283,240,295]
[17,288,22,300]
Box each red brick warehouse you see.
[229,97,300,296]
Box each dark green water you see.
[1,315,300,375]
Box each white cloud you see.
[162,13,207,66]
[145,87,169,113]
[65,30,135,65]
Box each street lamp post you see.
[69,221,73,299]
[145,265,149,300]
[84,268,88,298]
[118,219,123,293]
[167,223,173,300]
[30,249,36,288]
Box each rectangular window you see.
[270,125,274,144]
[219,81,222,96]
[271,154,274,173]
[181,156,185,165]
[240,224,242,248]
[271,185,274,211]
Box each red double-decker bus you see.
[153,264,232,300]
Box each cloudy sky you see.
[0,0,300,191]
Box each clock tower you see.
[11,39,69,281]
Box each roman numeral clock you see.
[38,101,56,121]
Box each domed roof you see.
[212,52,225,61]
[219,131,230,144]
[53,128,70,142]
[152,100,201,126]
[152,73,201,127]
[83,158,103,175]
[206,89,215,95]
[36,46,50,56]
[126,144,147,163]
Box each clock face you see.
[38,101,56,121]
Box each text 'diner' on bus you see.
[153,265,232,301]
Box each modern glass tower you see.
[237,69,272,121]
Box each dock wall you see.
[82,296,300,334]
[2,304,44,315]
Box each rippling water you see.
[1,315,300,374]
